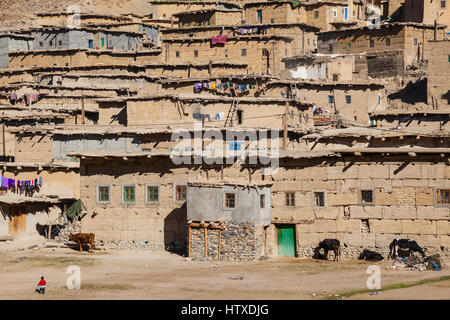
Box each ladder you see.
[224,98,239,127]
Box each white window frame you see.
[358,188,375,206]
[173,183,187,203]
[121,184,136,205]
[145,183,160,205]
[312,190,328,208]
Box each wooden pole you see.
[48,220,52,240]
[272,41,276,77]
[283,101,288,150]
[188,226,191,258]
[204,227,208,258]
[2,123,5,157]
[218,229,222,261]
[81,97,85,125]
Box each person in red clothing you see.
[35,276,46,294]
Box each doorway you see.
[277,224,296,257]
[9,206,27,236]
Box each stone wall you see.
[189,222,265,261]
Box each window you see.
[332,8,338,18]
[88,39,94,49]
[359,189,374,205]
[39,42,43,47]
[270,18,274,24]
[328,95,334,104]
[241,49,247,57]
[260,194,265,208]
[333,74,339,81]
[435,188,450,206]
[146,185,159,204]
[176,51,180,58]
[345,95,351,104]
[347,42,352,49]
[328,43,333,52]
[49,40,53,46]
[257,10,263,23]
[58,40,62,46]
[441,0,446,8]
[448,55,450,63]
[194,50,198,58]
[386,38,391,46]
[314,192,325,207]
[237,109,243,124]
[122,184,136,205]
[175,184,187,201]
[262,48,269,56]
[285,192,295,207]
[225,193,236,209]
[369,39,374,48]
[314,10,319,19]
[96,184,110,204]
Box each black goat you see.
[388,238,425,259]
[313,239,341,261]
[358,249,384,262]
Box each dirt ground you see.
[0,244,449,300]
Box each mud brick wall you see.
[267,156,450,259]
[189,223,265,261]
[427,40,450,107]
[366,50,405,78]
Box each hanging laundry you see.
[9,92,17,102]
[211,82,216,89]
[215,112,224,121]
[1,176,8,188]
[218,35,228,44]
[211,35,219,45]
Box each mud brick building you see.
[0,33,34,69]
[427,40,450,108]
[32,27,144,51]
[318,22,447,75]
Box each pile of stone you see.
[53,220,82,242]
[386,255,428,271]
[99,240,164,251]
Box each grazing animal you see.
[314,239,341,261]
[388,238,425,259]
[358,249,384,262]
[68,233,95,253]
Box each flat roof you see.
[174,8,242,16]
[319,22,446,35]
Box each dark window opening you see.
[314,192,325,207]
[285,192,295,207]
[225,193,236,208]
[360,189,374,205]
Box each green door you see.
[277,225,295,257]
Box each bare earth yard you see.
[0,245,449,300]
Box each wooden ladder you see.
[224,98,238,127]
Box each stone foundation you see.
[189,222,265,261]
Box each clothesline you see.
[0,175,43,191]
[194,81,266,97]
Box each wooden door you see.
[9,206,27,236]
[277,225,296,257]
